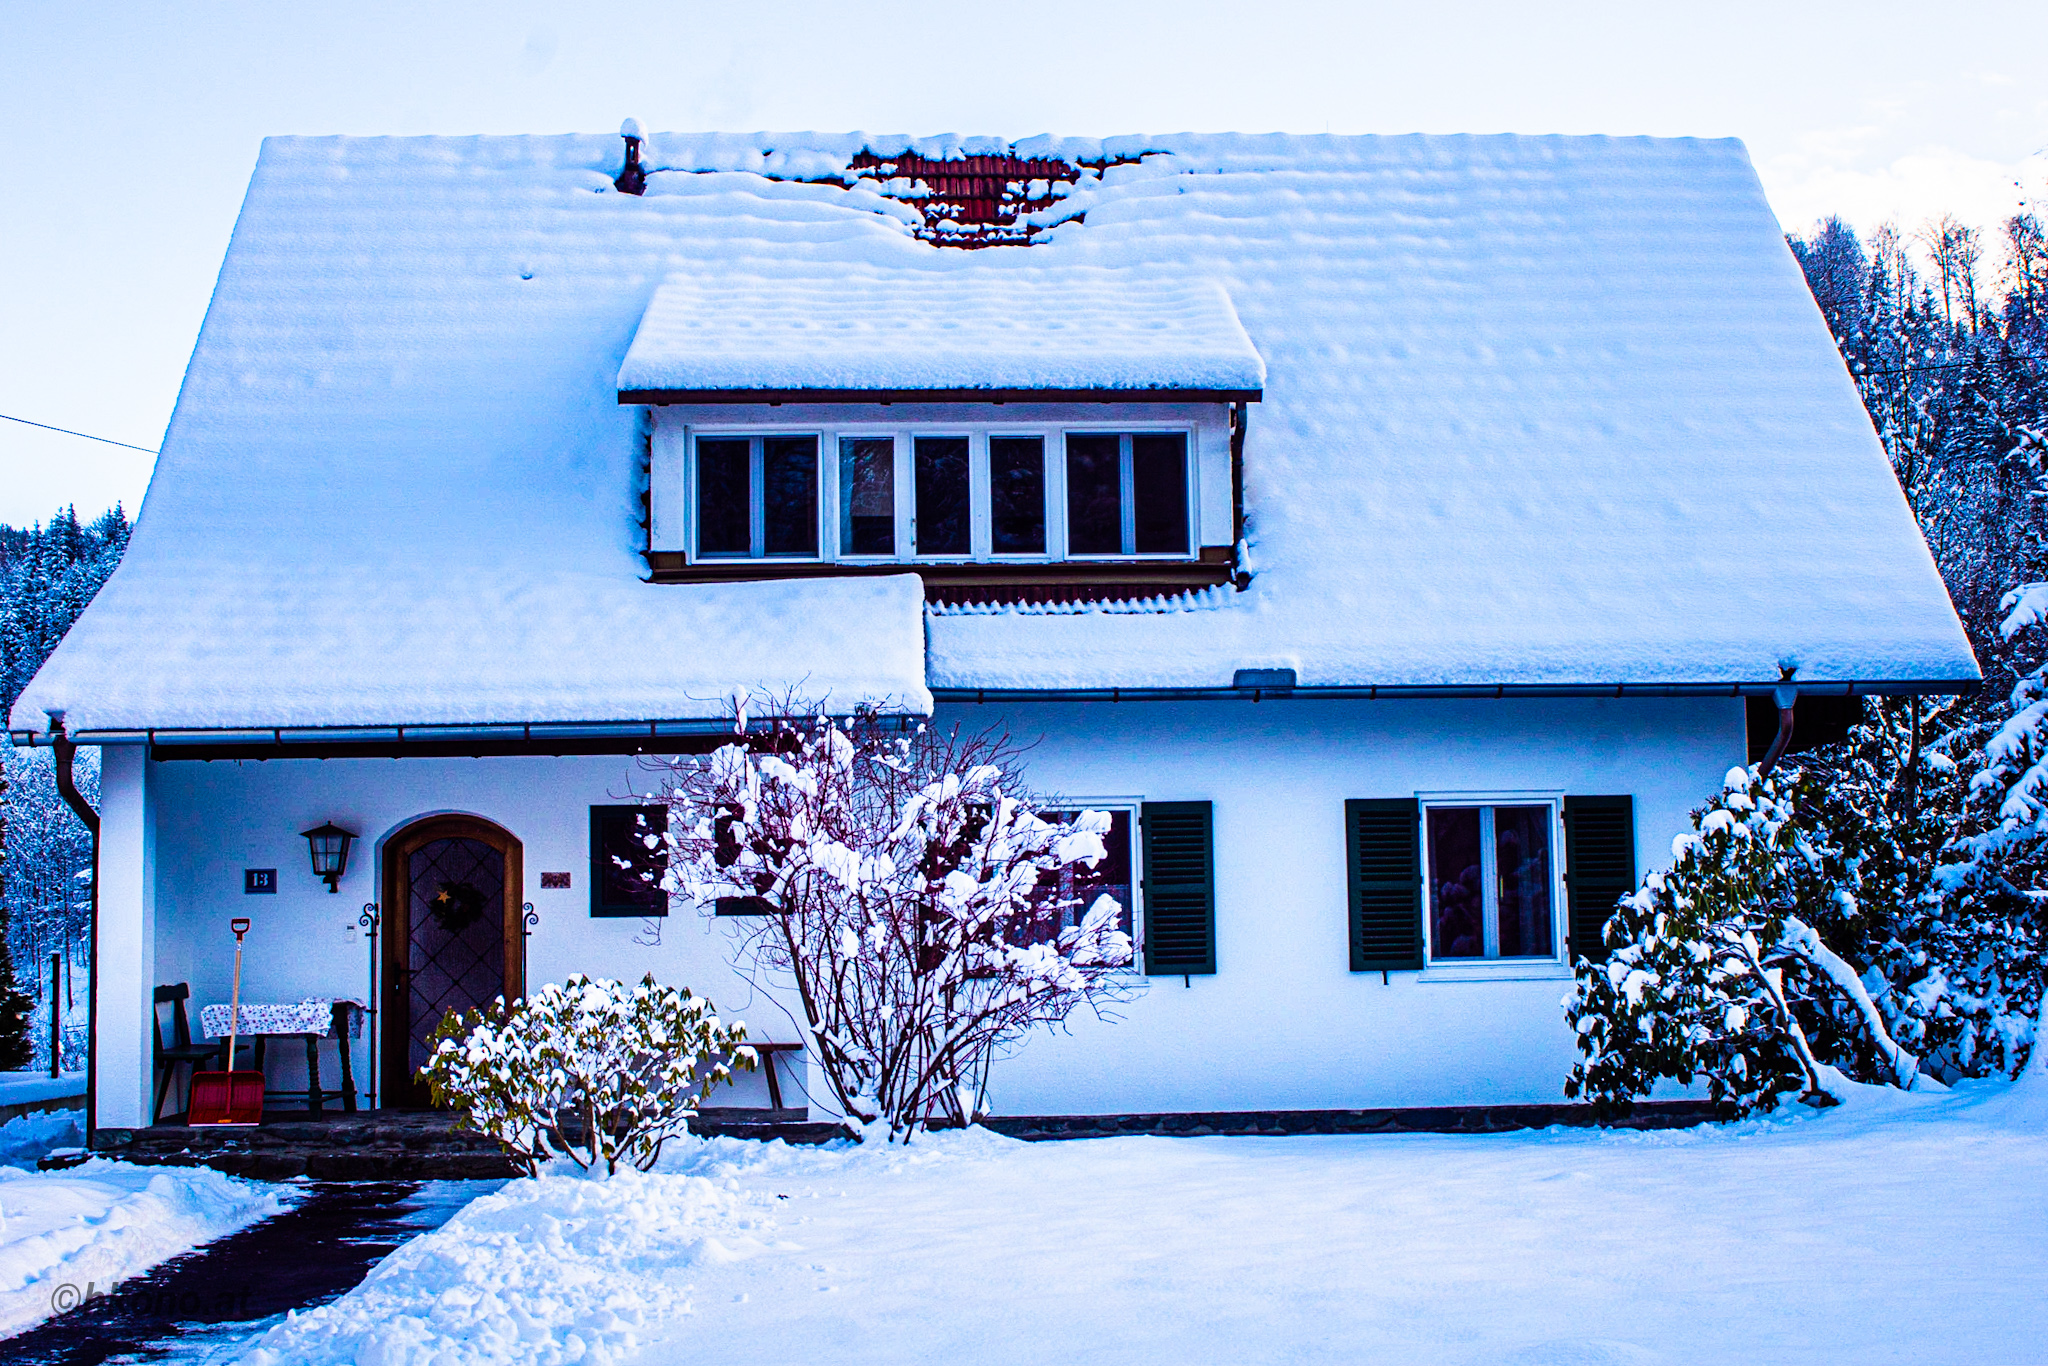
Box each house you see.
[9,130,1977,1139]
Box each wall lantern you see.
[301,822,357,893]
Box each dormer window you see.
[686,426,1197,566]
[839,437,896,555]
[695,435,819,559]
[619,266,1263,600]
[1066,434,1187,557]
[913,436,972,556]
[991,437,1047,554]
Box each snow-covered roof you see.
[617,270,1265,399]
[11,131,1976,740]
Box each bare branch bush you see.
[648,704,1138,1141]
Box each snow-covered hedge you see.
[420,975,754,1176]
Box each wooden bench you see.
[748,1042,804,1111]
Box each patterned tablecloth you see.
[200,999,366,1039]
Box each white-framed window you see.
[693,434,820,559]
[1422,797,1563,963]
[1063,432,1190,557]
[686,425,1196,564]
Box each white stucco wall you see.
[116,695,1743,1123]
[95,744,157,1129]
[951,696,1742,1114]
[142,750,788,1117]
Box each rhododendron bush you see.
[1566,766,1930,1117]
[651,710,1136,1141]
[421,974,753,1176]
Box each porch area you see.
[87,1106,836,1180]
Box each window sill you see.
[644,550,1238,603]
[1414,963,1572,984]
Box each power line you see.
[0,412,158,455]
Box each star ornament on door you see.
[428,881,488,933]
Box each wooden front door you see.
[382,815,524,1108]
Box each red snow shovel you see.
[188,918,264,1126]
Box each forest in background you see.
[0,505,127,1069]
[1788,208,2047,691]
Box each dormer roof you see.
[617,269,1264,404]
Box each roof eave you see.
[22,675,1979,751]
[618,386,1262,406]
[929,678,1985,704]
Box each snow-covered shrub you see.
[652,709,1136,1141]
[420,974,753,1176]
[1565,766,1925,1116]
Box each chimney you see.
[614,118,646,196]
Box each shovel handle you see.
[226,920,249,1066]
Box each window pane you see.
[914,436,970,556]
[697,439,751,556]
[1022,809,1135,945]
[839,437,895,556]
[1131,434,1189,554]
[1428,808,1485,959]
[1066,434,1122,555]
[594,806,668,916]
[762,436,818,557]
[1494,806,1554,957]
[989,436,1046,554]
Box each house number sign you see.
[244,868,277,894]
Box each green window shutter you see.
[1348,798,1422,971]
[1563,795,1635,965]
[1141,801,1215,975]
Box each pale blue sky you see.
[2,0,2043,523]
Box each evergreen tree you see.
[0,502,129,1070]
[0,761,31,1070]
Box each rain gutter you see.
[932,678,1982,705]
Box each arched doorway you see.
[381,815,525,1108]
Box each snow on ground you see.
[0,1159,288,1338]
[238,1081,2047,1366]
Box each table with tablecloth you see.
[201,998,366,1113]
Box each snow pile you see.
[0,1108,81,1169]
[235,1165,771,1366]
[238,1088,2046,1365]
[0,1159,286,1337]
[618,270,1264,395]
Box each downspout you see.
[1229,400,1250,590]
[48,713,99,1147]
[1758,678,1799,777]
